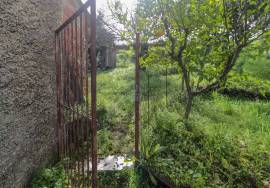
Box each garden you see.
[32,0,270,187]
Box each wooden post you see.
[135,33,141,160]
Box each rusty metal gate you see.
[55,0,97,187]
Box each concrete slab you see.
[88,155,134,171]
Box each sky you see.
[81,0,137,15]
[81,0,137,43]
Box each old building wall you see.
[0,0,62,187]
[0,0,116,186]
[107,48,117,68]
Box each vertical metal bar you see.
[60,32,64,160]
[147,70,150,127]
[84,10,90,187]
[58,33,62,159]
[135,33,141,160]
[62,29,66,160]
[90,0,97,187]
[63,27,68,172]
[56,32,64,160]
[66,24,71,186]
[55,33,61,160]
[74,17,79,186]
[71,21,76,186]
[79,13,85,188]
[166,67,168,106]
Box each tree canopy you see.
[108,0,270,120]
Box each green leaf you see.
[221,158,230,170]
[149,172,158,186]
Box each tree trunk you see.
[185,94,192,120]
[181,75,185,92]
[184,91,193,132]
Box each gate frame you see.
[55,1,142,187]
[55,0,97,187]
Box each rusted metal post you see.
[55,33,61,159]
[79,13,85,187]
[166,67,168,106]
[56,32,64,160]
[60,32,64,160]
[90,0,97,187]
[147,70,150,127]
[84,10,90,187]
[135,33,141,160]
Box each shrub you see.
[223,74,270,99]
[31,163,67,188]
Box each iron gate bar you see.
[63,27,70,185]
[79,13,85,187]
[147,70,150,127]
[55,0,97,187]
[135,33,141,160]
[71,20,75,186]
[166,67,168,106]
[61,30,65,159]
[55,33,61,159]
[85,10,90,187]
[60,32,65,160]
[55,0,92,34]
[67,24,72,186]
[74,18,79,185]
[74,17,80,185]
[90,0,97,187]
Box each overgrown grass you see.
[31,164,139,188]
[241,56,270,81]
[96,53,135,156]
[32,50,270,187]
[193,93,270,151]
[96,50,270,187]
[137,92,270,187]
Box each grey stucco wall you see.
[0,0,62,187]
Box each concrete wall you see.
[0,0,62,187]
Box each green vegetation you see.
[32,163,67,188]
[97,170,136,188]
[146,95,270,187]
[32,49,270,187]
[96,50,270,187]
[33,0,270,186]
[223,52,270,99]
[96,50,135,156]
[31,163,136,188]
[110,0,270,120]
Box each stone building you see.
[96,13,117,69]
[0,0,115,187]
